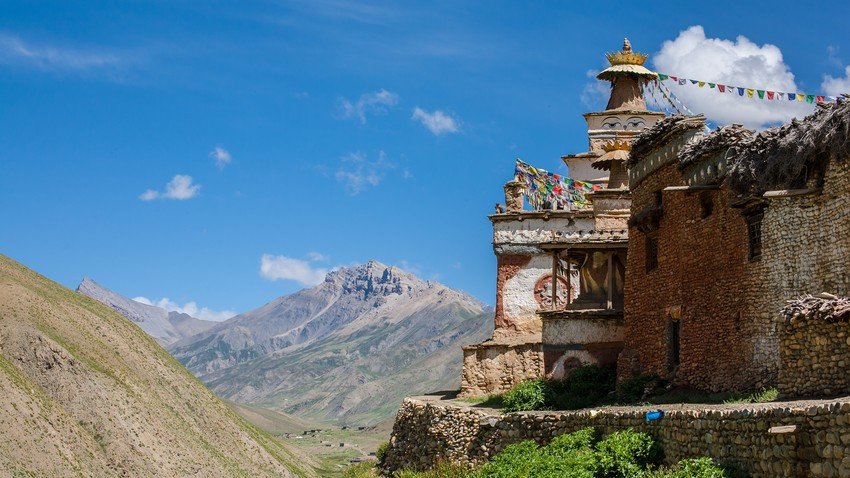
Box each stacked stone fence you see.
[382,396,850,478]
[780,308,850,398]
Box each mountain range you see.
[77,277,217,346]
[0,254,305,477]
[81,260,493,425]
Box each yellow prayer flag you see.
[797,93,805,101]
[746,88,754,98]
[698,81,705,87]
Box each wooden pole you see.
[551,251,558,310]
[606,252,613,310]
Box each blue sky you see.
[3,1,850,319]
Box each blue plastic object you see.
[645,410,664,422]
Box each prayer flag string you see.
[656,73,839,104]
[515,159,600,210]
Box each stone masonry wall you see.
[622,161,776,392]
[383,396,850,478]
[780,318,850,398]
[460,342,543,397]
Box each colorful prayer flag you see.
[708,83,715,88]
[738,87,745,96]
[806,95,815,104]
[669,76,678,81]
[698,81,705,87]
[797,93,805,101]
[757,90,765,99]
[658,73,669,81]
[746,88,755,98]
[678,78,686,85]
[816,96,825,103]
[767,91,775,100]
[718,84,726,92]
[788,93,795,101]
[690,79,698,84]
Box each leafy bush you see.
[501,379,550,412]
[553,365,616,410]
[397,461,470,478]
[376,441,390,464]
[643,457,727,478]
[342,461,378,478]
[595,429,660,478]
[616,374,658,403]
[396,428,736,478]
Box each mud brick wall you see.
[621,161,775,392]
[383,397,850,478]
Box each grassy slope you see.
[0,254,313,477]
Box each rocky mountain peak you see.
[325,260,427,301]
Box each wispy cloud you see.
[132,296,236,322]
[823,67,850,97]
[652,26,814,129]
[337,89,399,123]
[139,174,201,201]
[307,252,330,262]
[285,0,404,25]
[411,107,460,135]
[259,254,328,286]
[580,69,610,109]
[335,151,394,195]
[0,32,128,72]
[209,146,232,170]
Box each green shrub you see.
[545,427,597,454]
[554,365,616,410]
[595,429,660,478]
[501,379,550,412]
[473,440,540,478]
[376,441,389,464]
[616,375,657,403]
[643,457,728,478]
[397,461,470,478]
[342,461,378,478]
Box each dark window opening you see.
[667,318,681,373]
[699,192,714,218]
[655,190,664,209]
[746,211,763,261]
[645,234,658,272]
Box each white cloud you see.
[335,151,394,195]
[338,89,399,123]
[0,32,125,72]
[652,25,814,129]
[259,254,328,286]
[823,66,850,97]
[411,107,460,135]
[132,296,235,322]
[209,146,232,169]
[139,174,201,201]
[307,252,330,262]
[580,69,610,109]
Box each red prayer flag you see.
[553,174,561,181]
[767,91,775,100]
[717,84,725,92]
[817,96,825,103]
[669,76,678,81]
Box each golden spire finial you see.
[605,38,648,66]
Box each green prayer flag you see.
[708,83,715,88]
[806,94,815,103]
[757,90,765,99]
[658,73,669,81]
